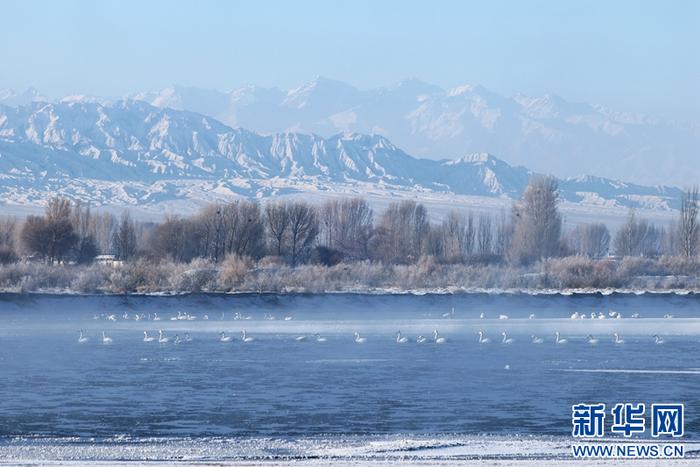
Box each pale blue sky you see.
[1,0,698,121]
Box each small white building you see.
[94,255,124,267]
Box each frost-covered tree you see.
[679,186,699,258]
[508,176,562,264]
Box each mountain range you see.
[1,78,697,187]
[0,100,684,213]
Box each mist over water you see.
[0,292,698,443]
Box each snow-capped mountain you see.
[0,100,683,211]
[124,78,699,187]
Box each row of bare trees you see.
[1,180,698,267]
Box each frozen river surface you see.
[0,292,698,462]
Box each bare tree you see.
[287,202,319,266]
[477,215,492,256]
[376,200,429,263]
[0,216,18,263]
[112,211,137,261]
[614,210,663,257]
[265,202,290,257]
[21,198,78,264]
[508,176,562,264]
[679,186,699,258]
[567,223,611,259]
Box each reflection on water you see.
[0,292,698,440]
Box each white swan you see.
[597,312,606,319]
[531,335,544,344]
[143,331,155,342]
[173,334,182,344]
[354,332,367,344]
[241,330,254,343]
[184,332,192,342]
[664,314,674,319]
[613,332,625,344]
[315,333,327,343]
[78,330,89,343]
[416,335,427,343]
[396,331,408,344]
[571,312,580,319]
[630,313,640,319]
[219,332,232,342]
[555,332,568,344]
[528,313,536,320]
[442,307,455,318]
[284,316,293,321]
[478,331,491,344]
[295,335,308,342]
[153,312,161,321]
[501,331,514,344]
[479,312,486,319]
[654,334,665,345]
[107,314,117,322]
[498,314,509,320]
[586,334,599,345]
[433,329,446,344]
[158,330,170,343]
[101,331,112,345]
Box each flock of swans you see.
[78,328,667,346]
[81,307,676,346]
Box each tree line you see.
[0,178,698,267]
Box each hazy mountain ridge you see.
[0,100,683,210]
[3,78,697,186]
[127,78,698,186]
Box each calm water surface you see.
[0,293,699,441]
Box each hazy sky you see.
[1,0,698,121]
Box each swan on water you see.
[501,331,514,344]
[158,330,170,343]
[528,313,536,320]
[354,332,367,344]
[630,313,640,319]
[241,330,254,343]
[184,332,192,342]
[107,314,117,322]
[173,334,182,344]
[396,331,408,344]
[442,308,455,318]
[571,312,580,319]
[219,332,232,342]
[433,330,446,344]
[78,330,89,343]
[416,335,427,343]
[315,333,327,343]
[479,312,486,319]
[613,332,625,344]
[498,314,509,320]
[653,334,665,345]
[586,334,599,345]
[555,332,568,344]
[531,335,544,344]
[478,331,491,344]
[284,316,293,321]
[202,314,209,320]
[143,331,155,342]
[101,331,113,345]
[597,312,606,319]
[664,314,674,319]
[295,335,308,342]
[153,313,161,321]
